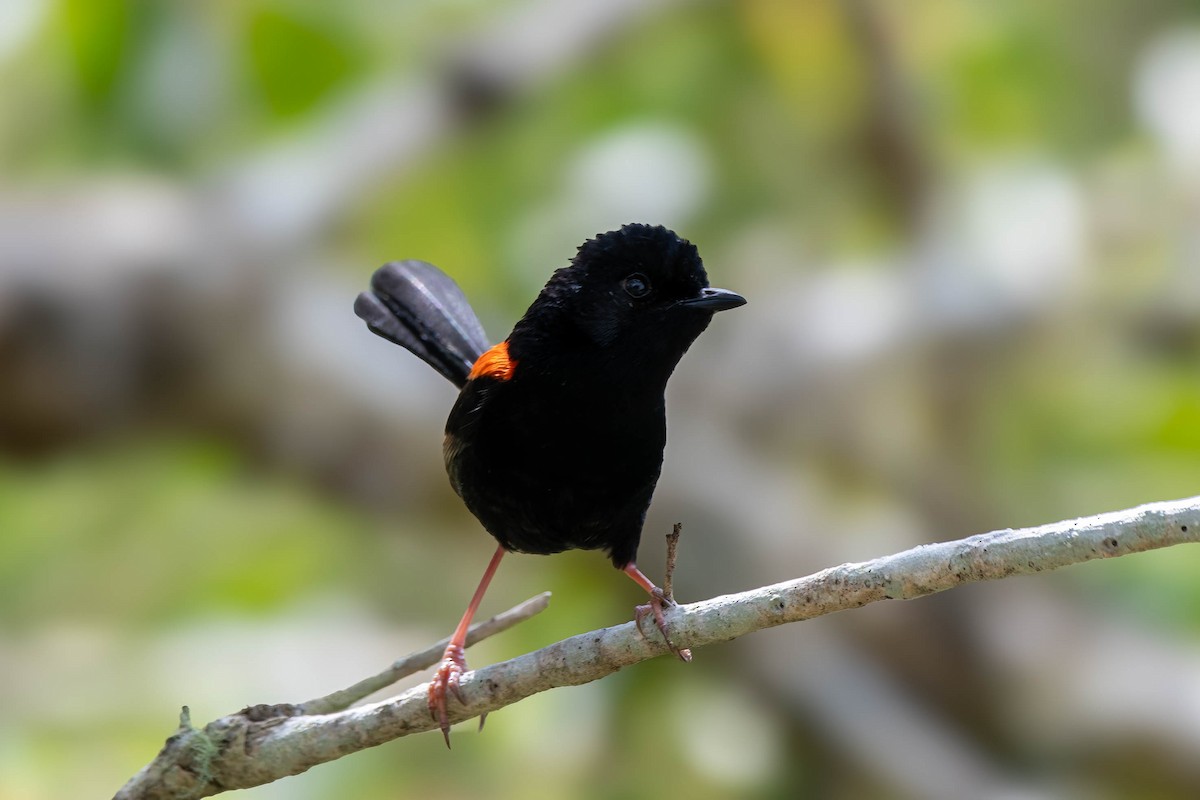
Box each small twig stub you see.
[664,522,682,602]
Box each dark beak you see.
[679,287,747,312]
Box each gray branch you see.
[299,591,551,715]
[114,496,1200,800]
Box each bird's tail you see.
[355,260,491,388]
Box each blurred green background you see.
[3,1,1200,798]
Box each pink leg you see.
[622,563,692,662]
[429,545,506,747]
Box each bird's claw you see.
[428,643,468,747]
[634,588,692,662]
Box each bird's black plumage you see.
[357,223,743,568]
[354,222,744,742]
[354,259,489,388]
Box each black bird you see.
[354,223,745,744]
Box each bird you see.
[354,223,745,745]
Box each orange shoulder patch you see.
[468,341,517,382]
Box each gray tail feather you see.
[354,260,490,388]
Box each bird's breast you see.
[444,370,667,554]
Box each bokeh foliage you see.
[3,1,1200,798]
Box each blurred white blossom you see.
[1135,29,1200,178]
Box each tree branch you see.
[115,496,1200,800]
[299,591,550,715]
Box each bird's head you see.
[514,224,744,375]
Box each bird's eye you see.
[623,274,651,298]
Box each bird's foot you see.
[428,642,468,747]
[634,587,693,662]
